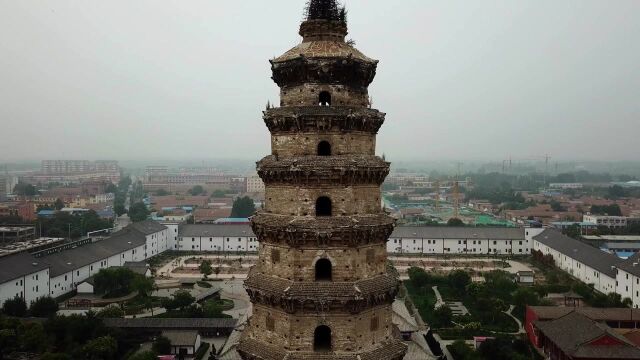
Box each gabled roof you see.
[533,229,622,277]
[41,227,151,277]
[390,226,525,240]
[0,253,49,283]
[179,224,255,238]
[129,220,167,235]
[162,330,198,346]
[535,311,640,359]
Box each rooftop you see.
[0,252,49,283]
[535,311,640,359]
[533,229,622,277]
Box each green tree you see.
[128,351,158,360]
[211,189,227,198]
[40,353,71,360]
[189,185,205,196]
[172,290,196,311]
[13,182,37,196]
[131,275,155,297]
[152,336,171,355]
[94,267,136,296]
[432,305,453,328]
[448,270,471,295]
[2,296,27,317]
[54,198,65,211]
[155,189,170,196]
[447,218,464,226]
[29,296,59,317]
[128,202,150,222]
[200,260,213,279]
[20,322,48,353]
[230,196,256,218]
[408,267,430,288]
[96,305,125,318]
[82,335,118,360]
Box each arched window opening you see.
[316,197,332,217]
[314,326,332,352]
[319,91,332,106]
[317,141,332,156]
[315,259,332,281]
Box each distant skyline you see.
[1,0,639,162]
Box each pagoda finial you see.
[304,0,346,23]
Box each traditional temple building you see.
[237,0,407,359]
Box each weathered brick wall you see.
[257,243,388,281]
[248,304,394,352]
[264,185,382,216]
[272,132,376,156]
[280,84,369,107]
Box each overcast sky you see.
[0,0,638,162]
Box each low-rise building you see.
[387,227,543,255]
[583,214,628,229]
[532,230,620,295]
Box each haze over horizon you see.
[1,0,639,162]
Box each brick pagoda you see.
[237,1,407,359]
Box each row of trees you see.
[2,296,59,318]
[0,312,141,359]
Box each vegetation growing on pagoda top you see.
[305,0,347,23]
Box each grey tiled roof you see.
[177,224,525,241]
[103,317,237,329]
[179,224,255,238]
[535,311,640,359]
[129,220,167,235]
[533,229,622,277]
[390,226,525,240]
[0,253,49,283]
[162,330,198,346]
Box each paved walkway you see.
[503,305,525,334]
[432,286,445,309]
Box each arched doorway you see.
[317,141,331,156]
[316,197,332,217]
[314,325,332,352]
[319,91,331,106]
[315,259,332,281]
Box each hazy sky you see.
[1,0,638,162]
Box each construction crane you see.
[452,181,460,219]
[434,180,441,212]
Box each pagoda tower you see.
[238,1,407,359]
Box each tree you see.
[52,198,65,211]
[152,336,171,355]
[13,182,37,196]
[40,353,71,360]
[94,267,136,296]
[447,218,464,227]
[608,185,627,199]
[82,335,118,360]
[448,270,471,295]
[200,260,213,279]
[29,296,59,317]
[408,267,430,288]
[131,275,155,297]
[230,196,256,218]
[432,305,453,328]
[512,288,540,311]
[172,290,196,311]
[211,189,227,198]
[2,296,27,317]
[189,185,205,196]
[550,200,566,212]
[155,189,170,196]
[20,322,48,353]
[128,202,150,222]
[128,351,158,360]
[96,305,125,318]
